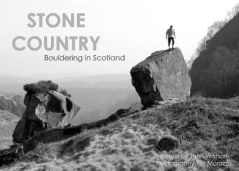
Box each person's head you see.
[170,25,173,29]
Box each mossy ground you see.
[3,96,239,171]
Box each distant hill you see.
[57,74,134,89]
[0,93,25,117]
[0,94,24,149]
[70,88,139,124]
[59,75,140,124]
[190,13,239,98]
[0,110,19,150]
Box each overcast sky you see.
[0,0,238,79]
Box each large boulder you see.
[130,48,191,108]
[12,81,80,144]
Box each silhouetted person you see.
[166,25,176,49]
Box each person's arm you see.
[166,30,168,39]
[173,30,176,39]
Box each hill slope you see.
[190,13,239,98]
[0,110,19,150]
[0,93,25,117]
[3,97,239,171]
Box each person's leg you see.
[172,38,175,48]
[168,38,171,49]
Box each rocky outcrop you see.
[130,48,191,108]
[0,94,25,117]
[12,81,80,144]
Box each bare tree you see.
[188,21,226,69]
[227,3,239,20]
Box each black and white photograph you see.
[0,0,239,170]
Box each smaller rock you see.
[156,136,179,152]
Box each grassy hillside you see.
[3,96,239,171]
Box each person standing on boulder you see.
[166,25,176,49]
